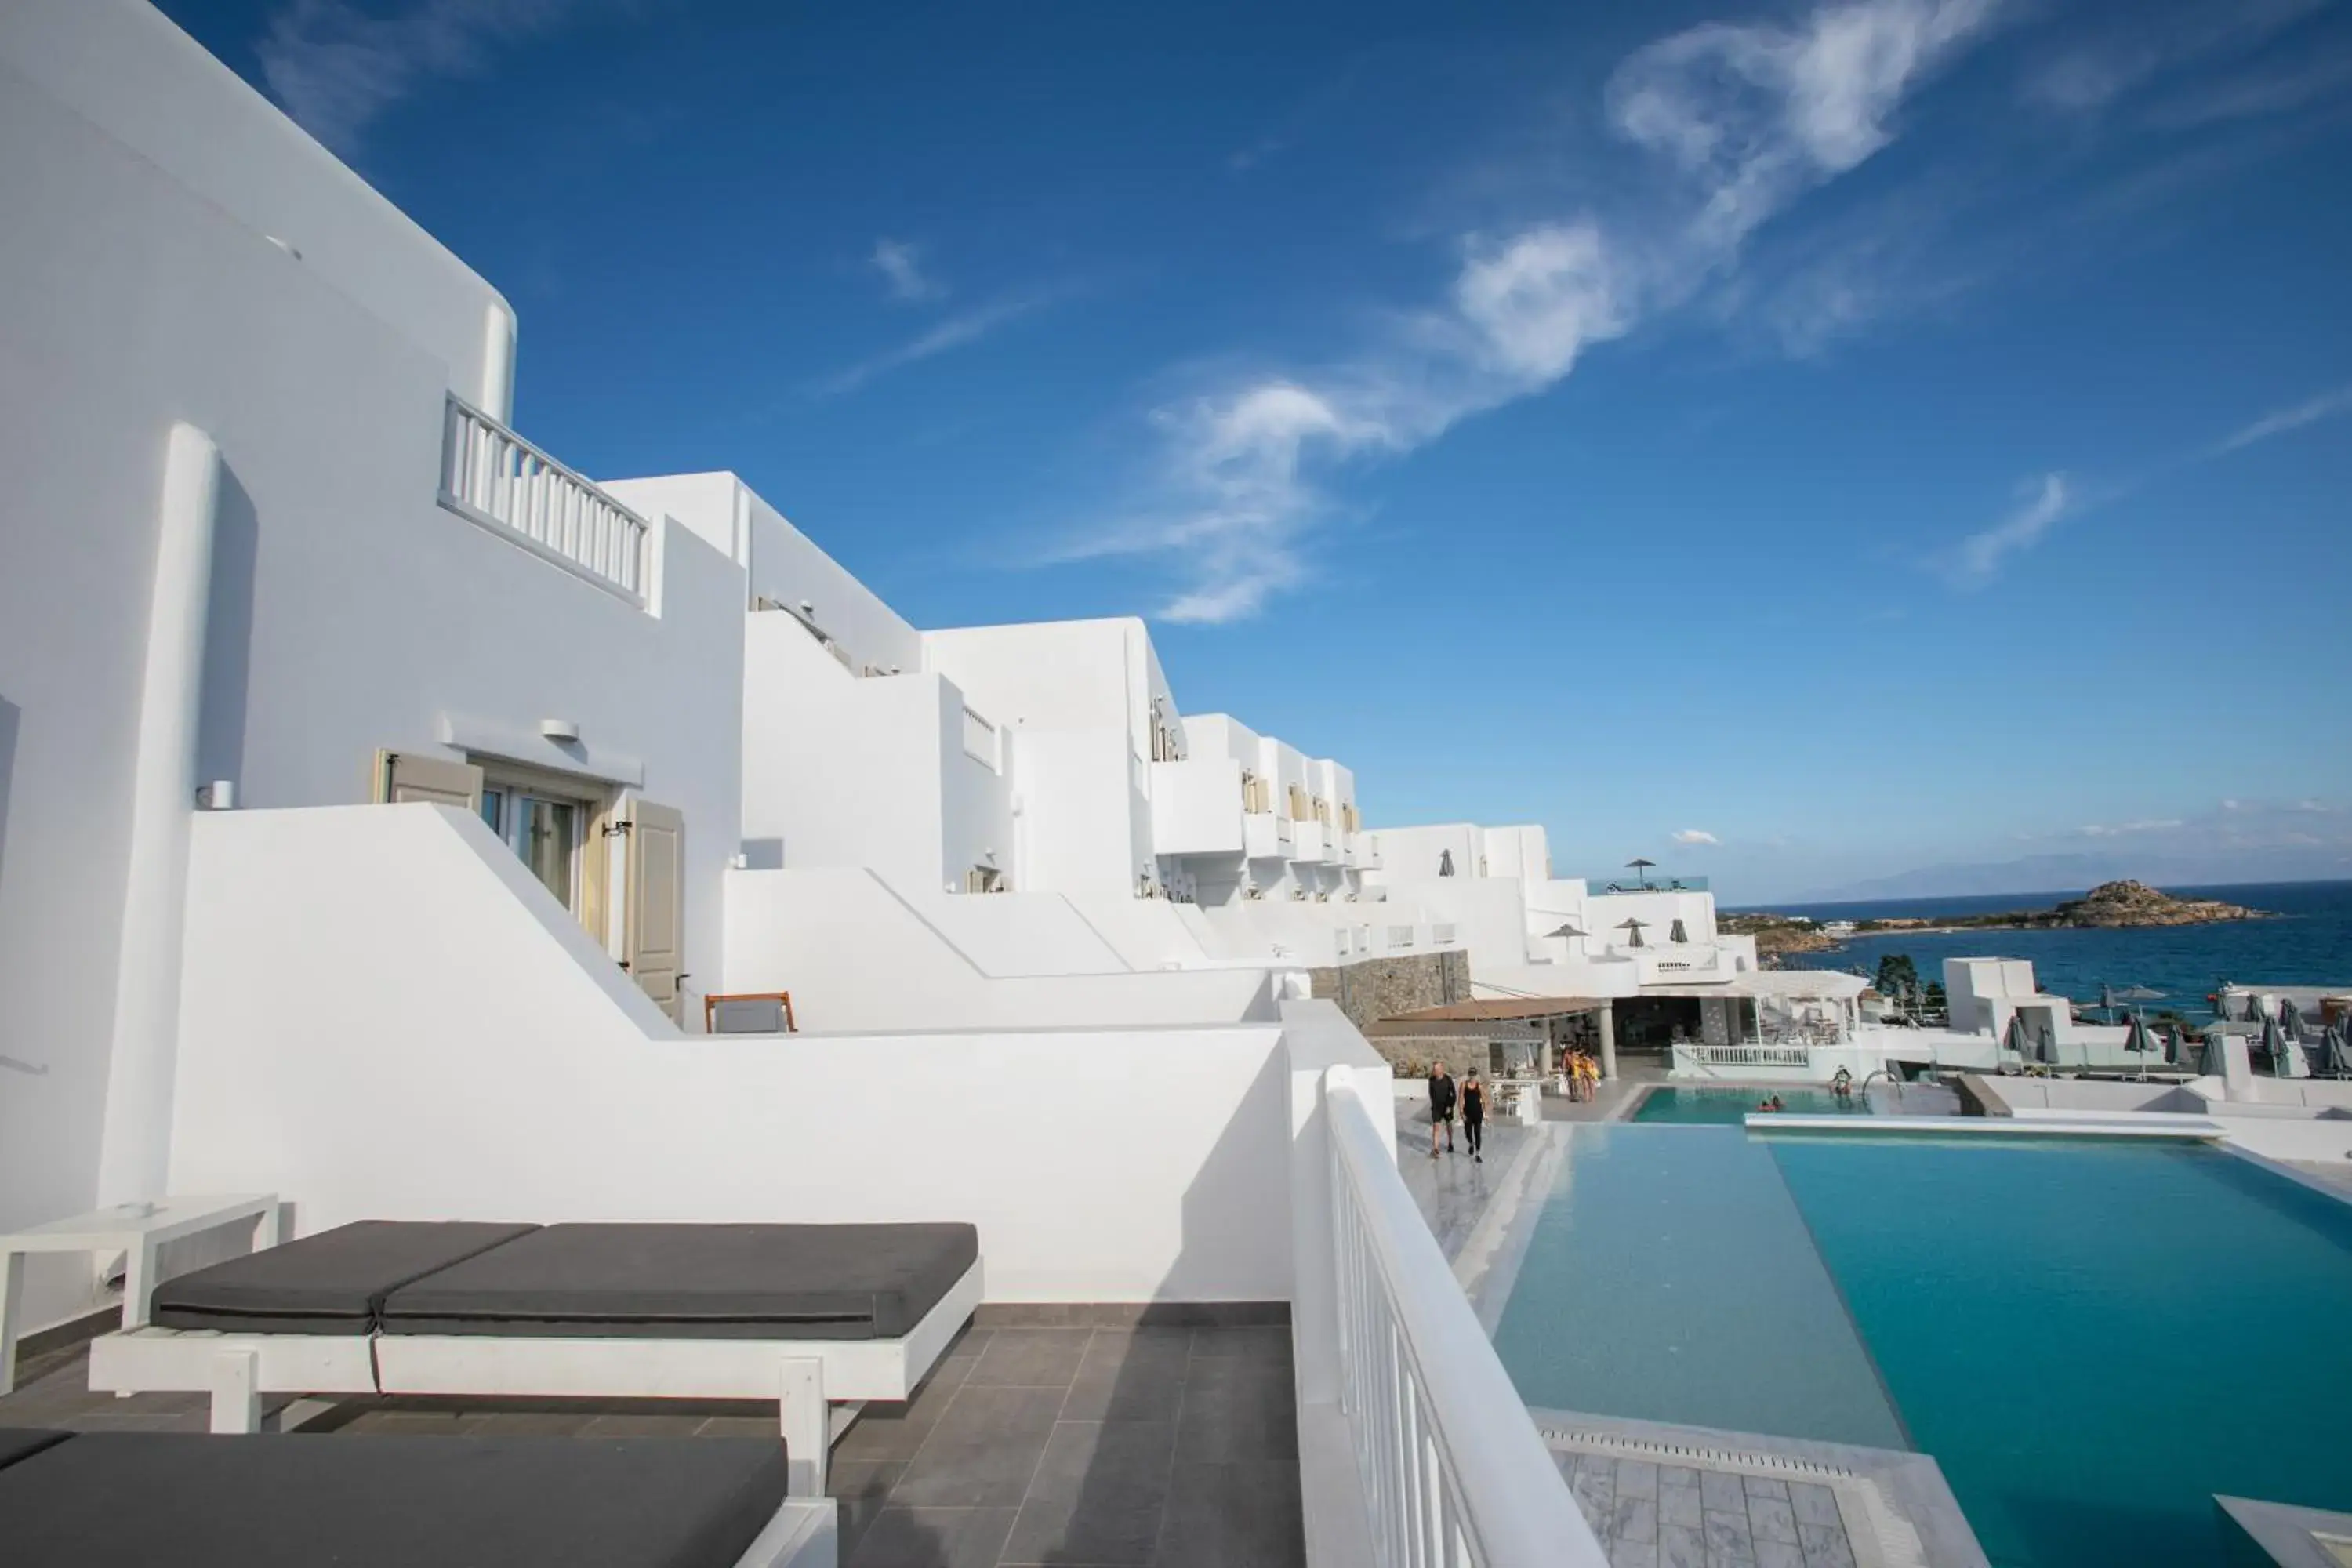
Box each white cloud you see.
[2077,819,2185,837]
[2020,0,2330,118]
[257,0,604,154]
[869,238,945,304]
[2209,384,2352,456]
[811,296,1052,397]
[1079,0,2002,622]
[1671,829,1721,845]
[1944,472,2071,589]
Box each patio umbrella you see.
[2280,997,2306,1038]
[2003,1014,2031,1063]
[2036,1023,2060,1068]
[1627,858,1655,889]
[2125,1012,2154,1055]
[2321,1025,2351,1077]
[2264,1014,2307,1079]
[1616,917,1649,949]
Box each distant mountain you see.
[1789,849,2351,906]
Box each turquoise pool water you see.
[1632,1085,1872,1123]
[1491,1126,2352,1568]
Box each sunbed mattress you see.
[151,1221,540,1334]
[0,1432,787,1568]
[0,1429,70,1473]
[381,1221,979,1340]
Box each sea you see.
[1730,880,2352,1023]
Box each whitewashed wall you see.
[0,20,740,1331]
[171,806,1293,1303]
[605,474,926,680]
[724,867,1275,1031]
[2,0,517,416]
[739,614,1012,894]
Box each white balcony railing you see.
[1326,1068,1606,1567]
[961,706,1000,771]
[439,396,650,607]
[1677,1043,1812,1069]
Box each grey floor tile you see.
[891,1386,1064,1508]
[1742,1475,1790,1501]
[1704,1509,1757,1564]
[967,1329,1091,1389]
[697,1414,784,1439]
[1699,1470,1746,1515]
[836,1356,978,1464]
[48,1411,203,1432]
[468,1410,593,1436]
[1660,1465,1700,1490]
[829,1460,905,1564]
[1748,1496,1798,1545]
[1788,1483,1842,1532]
[1613,1543,1660,1568]
[1661,1522,1707,1568]
[1000,1421,1174,1565]
[1156,1461,1305,1568]
[1755,1541,1806,1568]
[1617,1459,1660,1499]
[1661,1483,1704,1530]
[1798,1522,1857,1568]
[1172,1356,1297,1461]
[845,1506,1018,1568]
[337,1409,490,1436]
[1614,1495,1658,1544]
[1187,1324,1291,1363]
[1061,1329,1189,1422]
[580,1410,707,1438]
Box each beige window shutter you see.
[621,798,686,1024]
[373,750,484,813]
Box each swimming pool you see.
[1632,1084,1872,1123]
[1489,1125,2352,1567]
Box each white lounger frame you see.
[86,1258,982,1497]
[736,1496,838,1568]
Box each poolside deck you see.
[0,1315,1305,1568]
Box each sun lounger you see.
[0,1429,832,1567]
[89,1219,982,1495]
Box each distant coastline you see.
[1726,880,2276,960]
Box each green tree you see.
[1875,953,1922,1004]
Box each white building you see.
[0,0,1454,1341]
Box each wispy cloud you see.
[1672,829,1721,845]
[2076,818,2185,837]
[257,0,612,154]
[2208,384,2352,456]
[1943,472,2071,589]
[2019,0,2331,118]
[811,295,1054,398]
[1074,0,2004,622]
[869,238,945,304]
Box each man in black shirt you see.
[1428,1062,1457,1158]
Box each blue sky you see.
[167,0,2352,901]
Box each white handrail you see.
[1326,1069,1606,1567]
[437,396,650,607]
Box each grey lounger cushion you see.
[0,1429,71,1472]
[383,1221,979,1340]
[0,1432,787,1568]
[151,1221,540,1334]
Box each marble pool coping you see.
[1529,1406,1991,1568]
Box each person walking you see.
[1461,1069,1486,1162]
[1428,1062,1457,1157]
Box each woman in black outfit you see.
[1461,1070,1486,1162]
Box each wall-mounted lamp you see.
[540,719,581,743]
